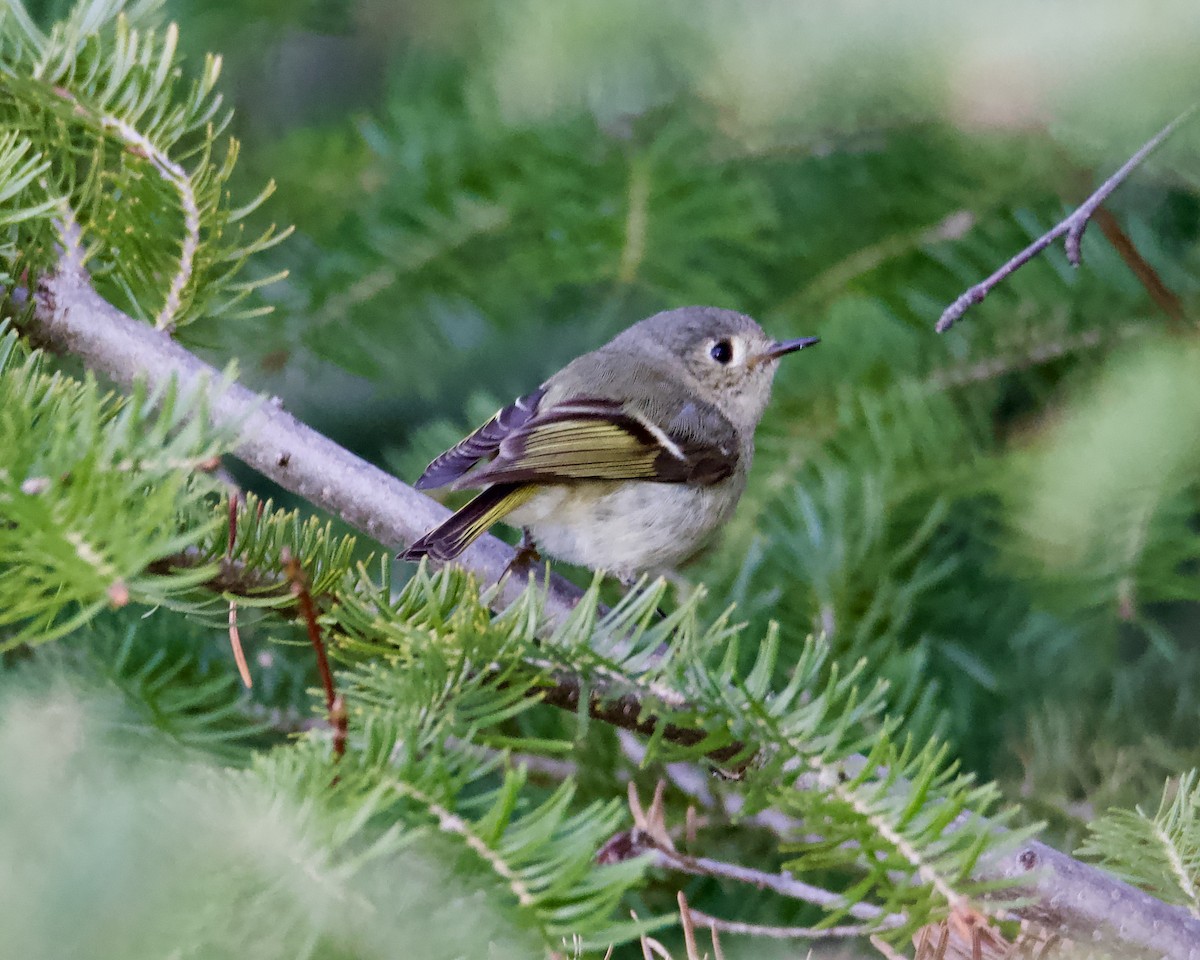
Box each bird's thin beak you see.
[755,336,819,365]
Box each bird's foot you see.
[502,530,543,581]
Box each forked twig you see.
[937,107,1196,333]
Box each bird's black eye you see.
[710,339,733,364]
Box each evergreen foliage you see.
[1079,770,1200,916]
[2,0,1200,956]
[0,326,231,644]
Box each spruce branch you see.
[628,732,1200,957]
[1,0,288,327]
[1078,771,1200,920]
[394,780,538,910]
[937,108,1196,333]
[47,59,201,331]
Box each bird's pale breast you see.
[505,477,744,581]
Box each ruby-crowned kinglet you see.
[402,306,818,582]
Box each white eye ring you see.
[709,337,743,365]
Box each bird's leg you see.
[503,529,543,581]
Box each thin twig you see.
[283,547,344,759]
[937,108,1195,333]
[226,494,252,689]
[1091,206,1187,330]
[395,781,535,908]
[832,766,965,911]
[650,847,906,929]
[688,908,881,940]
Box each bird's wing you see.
[401,483,537,562]
[449,396,738,489]
[415,387,547,490]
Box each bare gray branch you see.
[937,108,1195,334]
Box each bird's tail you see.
[401,483,536,564]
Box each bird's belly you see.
[505,480,741,579]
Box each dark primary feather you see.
[401,483,536,562]
[415,387,546,490]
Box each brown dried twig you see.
[937,108,1195,334]
[1092,206,1187,329]
[282,547,345,760]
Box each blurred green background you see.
[8,0,1200,955]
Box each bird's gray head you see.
[610,306,818,429]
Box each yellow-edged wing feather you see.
[497,418,661,478]
[452,398,735,488]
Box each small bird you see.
[402,306,818,582]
